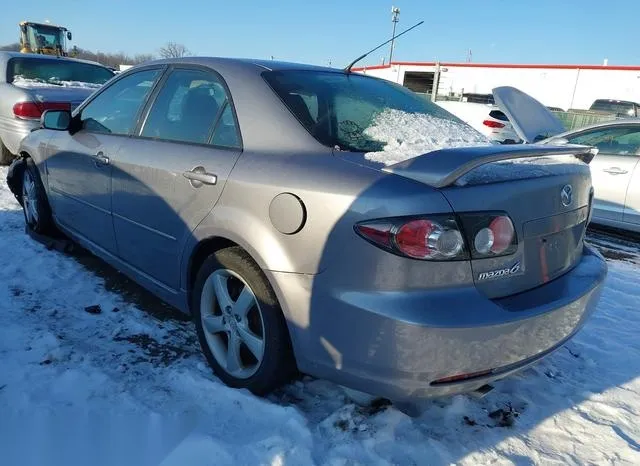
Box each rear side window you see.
[488,110,508,121]
[141,68,241,148]
[81,69,160,135]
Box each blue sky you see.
[3,0,638,67]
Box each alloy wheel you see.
[200,268,266,379]
[22,169,39,225]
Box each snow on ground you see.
[363,109,491,166]
[1,166,640,465]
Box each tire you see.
[192,246,296,395]
[0,139,15,166]
[21,157,55,235]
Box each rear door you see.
[111,66,243,290]
[565,125,640,223]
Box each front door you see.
[566,125,640,222]
[45,68,164,253]
[111,67,243,290]
[46,131,120,253]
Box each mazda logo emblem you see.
[561,185,573,207]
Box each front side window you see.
[141,68,240,147]
[81,69,161,135]
[8,57,114,87]
[568,126,640,156]
[263,70,465,152]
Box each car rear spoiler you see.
[382,144,597,188]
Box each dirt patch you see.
[113,332,196,366]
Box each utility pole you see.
[389,6,400,64]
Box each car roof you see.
[138,56,343,75]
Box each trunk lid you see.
[18,85,96,111]
[383,144,595,299]
[492,86,566,143]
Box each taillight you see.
[482,119,505,129]
[459,212,518,259]
[355,216,467,261]
[13,101,71,120]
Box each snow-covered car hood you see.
[492,86,566,143]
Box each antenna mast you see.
[344,20,424,73]
[389,7,400,64]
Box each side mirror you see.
[67,31,72,41]
[41,110,71,131]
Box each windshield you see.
[8,57,114,87]
[263,70,466,152]
[26,24,65,50]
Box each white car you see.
[539,120,640,233]
[490,86,640,234]
[436,100,522,144]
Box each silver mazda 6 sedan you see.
[8,57,607,402]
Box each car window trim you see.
[72,65,169,138]
[133,64,243,151]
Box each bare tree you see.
[158,42,191,59]
[132,53,156,64]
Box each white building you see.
[354,61,640,111]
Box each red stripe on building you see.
[352,62,640,72]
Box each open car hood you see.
[492,86,566,143]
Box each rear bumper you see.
[270,244,607,402]
[0,115,37,155]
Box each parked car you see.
[489,86,640,233]
[589,99,640,118]
[0,51,114,164]
[7,58,606,403]
[539,120,640,233]
[436,100,522,144]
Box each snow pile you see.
[0,165,639,464]
[363,109,491,166]
[12,76,102,90]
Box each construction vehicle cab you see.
[19,21,72,56]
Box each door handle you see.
[92,151,110,167]
[603,167,628,175]
[183,166,217,187]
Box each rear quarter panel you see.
[182,151,461,280]
[0,83,37,153]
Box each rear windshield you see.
[590,100,636,116]
[262,70,462,152]
[7,57,114,87]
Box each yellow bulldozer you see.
[19,20,73,56]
